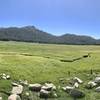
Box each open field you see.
[0,41,100,99]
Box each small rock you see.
[88,81,97,87]
[25,92,30,96]
[62,86,74,93]
[41,86,52,91]
[70,89,85,99]
[2,73,6,76]
[74,82,79,88]
[0,97,2,100]
[11,85,23,95]
[12,82,18,86]
[1,73,10,80]
[95,86,100,92]
[85,81,97,89]
[94,77,100,84]
[2,76,6,80]
[6,75,10,79]
[19,80,28,86]
[74,77,83,84]
[40,89,51,98]
[29,83,42,92]
[8,94,21,100]
[45,83,56,90]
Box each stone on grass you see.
[94,77,100,84]
[45,83,56,90]
[41,83,56,91]
[70,89,85,99]
[73,82,79,88]
[6,75,10,79]
[0,97,2,100]
[19,80,28,86]
[74,77,83,84]
[11,85,23,95]
[8,94,21,100]
[40,89,51,98]
[62,86,74,93]
[2,73,6,76]
[95,86,100,92]
[85,81,97,89]
[88,81,97,87]
[2,76,6,80]
[12,82,18,86]
[25,92,30,96]
[29,83,42,92]
[41,86,52,91]
[1,73,10,80]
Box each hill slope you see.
[0,26,99,44]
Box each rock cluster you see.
[62,77,85,99]
[0,73,10,80]
[85,76,100,92]
[29,82,57,98]
[0,73,100,100]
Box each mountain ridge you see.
[0,26,99,45]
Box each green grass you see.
[0,41,100,99]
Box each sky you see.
[0,0,100,39]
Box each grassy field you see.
[0,41,100,100]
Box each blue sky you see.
[0,0,100,38]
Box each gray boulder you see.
[70,89,85,99]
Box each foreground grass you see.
[0,41,100,99]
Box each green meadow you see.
[0,41,100,100]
